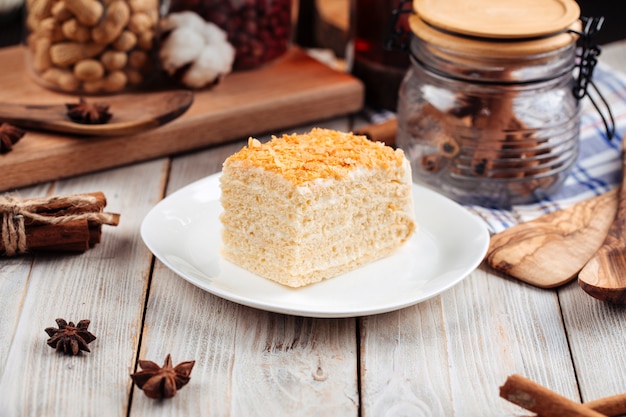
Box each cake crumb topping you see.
[224,128,406,185]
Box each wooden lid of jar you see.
[409,0,581,57]
[409,15,581,57]
[413,0,580,39]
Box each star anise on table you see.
[65,97,112,124]
[131,354,195,399]
[45,318,97,355]
[0,123,26,154]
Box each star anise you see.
[45,318,97,355]
[0,123,25,154]
[131,354,195,399]
[65,97,112,124]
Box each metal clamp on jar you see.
[390,0,610,208]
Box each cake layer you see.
[222,236,404,288]
[222,222,412,277]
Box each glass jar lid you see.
[413,0,580,39]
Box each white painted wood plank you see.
[559,281,626,402]
[360,267,579,416]
[0,183,51,377]
[0,159,167,417]
[130,119,360,416]
[229,311,358,416]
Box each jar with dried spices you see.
[393,0,608,208]
[166,0,292,71]
[23,0,160,93]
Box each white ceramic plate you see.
[141,173,490,318]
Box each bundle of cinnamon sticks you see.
[0,192,120,256]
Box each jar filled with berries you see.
[167,0,292,70]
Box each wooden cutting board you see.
[0,46,364,192]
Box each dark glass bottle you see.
[351,0,410,111]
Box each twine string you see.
[0,194,119,256]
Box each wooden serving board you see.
[0,46,364,192]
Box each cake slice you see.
[219,128,416,288]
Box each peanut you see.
[102,71,128,92]
[36,17,65,42]
[100,50,127,71]
[62,18,92,42]
[128,12,152,34]
[26,0,53,31]
[74,58,105,81]
[25,33,37,49]
[50,42,105,66]
[128,0,156,13]
[124,68,143,85]
[41,67,80,91]
[127,49,147,69]
[112,30,137,51]
[32,37,52,73]
[82,70,127,93]
[92,0,130,44]
[145,8,158,26]
[64,0,104,26]
[51,1,73,22]
[135,29,153,50]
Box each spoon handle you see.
[0,103,66,129]
[600,136,626,242]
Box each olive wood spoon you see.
[0,90,194,136]
[579,135,626,303]
[486,188,618,288]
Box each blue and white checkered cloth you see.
[466,62,626,234]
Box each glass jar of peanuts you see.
[394,0,591,208]
[166,0,292,70]
[23,0,160,93]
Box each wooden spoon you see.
[0,90,194,136]
[579,135,626,303]
[486,189,618,288]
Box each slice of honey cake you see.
[219,128,416,288]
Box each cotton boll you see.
[159,27,205,75]
[212,40,236,73]
[159,11,236,88]
[160,11,209,34]
[198,21,230,45]
[182,43,235,88]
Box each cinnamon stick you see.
[354,118,398,147]
[499,374,608,417]
[0,219,91,252]
[536,388,626,417]
[89,224,102,246]
[22,192,107,220]
[584,393,626,417]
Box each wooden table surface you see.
[2,42,626,416]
